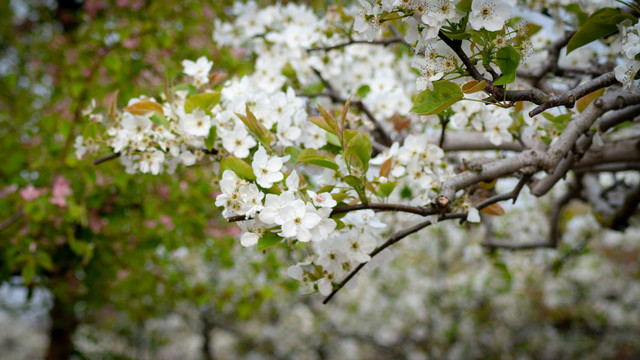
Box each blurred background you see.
[1,1,640,359]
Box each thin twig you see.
[0,208,24,232]
[307,36,405,52]
[322,212,467,304]
[93,153,121,165]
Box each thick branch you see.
[528,72,618,117]
[438,149,546,206]
[611,182,640,230]
[430,132,524,152]
[575,138,640,169]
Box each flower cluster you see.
[615,20,640,91]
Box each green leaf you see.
[493,46,521,85]
[205,126,217,151]
[356,84,371,98]
[345,132,371,171]
[317,104,340,135]
[308,116,337,135]
[525,23,542,37]
[184,92,221,113]
[285,146,301,163]
[257,233,283,251]
[566,7,637,54]
[36,250,53,271]
[326,133,341,147]
[227,157,256,181]
[175,83,198,96]
[82,122,99,139]
[410,81,463,115]
[456,0,472,12]
[150,113,170,128]
[236,105,273,150]
[22,261,36,284]
[379,181,396,198]
[343,175,362,189]
[461,80,487,94]
[296,148,339,170]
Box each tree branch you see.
[226,202,439,223]
[322,212,467,304]
[528,72,618,117]
[307,36,406,52]
[611,181,640,230]
[0,208,24,232]
[93,152,121,165]
[430,132,524,152]
[329,202,437,217]
[438,149,547,207]
[438,32,550,106]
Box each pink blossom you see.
[144,220,158,228]
[20,185,44,201]
[160,215,175,230]
[1,184,18,198]
[50,177,72,207]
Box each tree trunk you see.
[45,295,77,360]
[201,311,214,360]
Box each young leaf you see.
[356,84,371,98]
[236,105,273,149]
[343,175,362,190]
[205,126,217,151]
[461,80,487,94]
[456,0,472,12]
[285,146,301,163]
[257,233,283,251]
[104,89,119,119]
[566,8,638,54]
[345,132,372,171]
[317,104,340,135]
[227,157,256,181]
[338,97,351,132]
[296,148,339,170]
[493,47,521,85]
[124,100,164,115]
[308,116,337,135]
[184,92,221,113]
[379,181,396,198]
[379,158,392,178]
[150,113,170,128]
[411,81,463,115]
[480,203,506,216]
[576,88,605,112]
